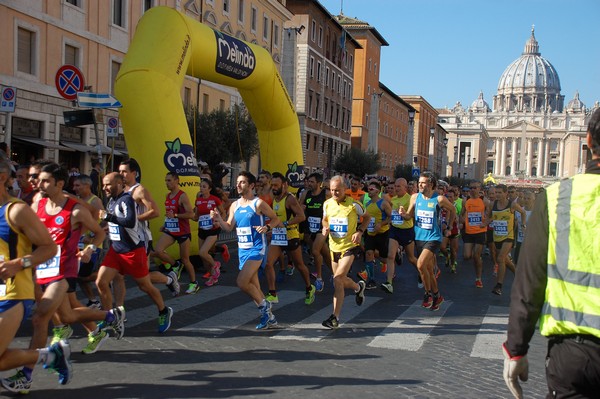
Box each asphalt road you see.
[2,244,549,399]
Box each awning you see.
[61,142,123,156]
[14,137,74,152]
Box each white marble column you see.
[544,139,550,176]
[500,138,507,176]
[495,139,502,175]
[511,139,517,174]
[526,138,533,176]
[558,140,565,177]
[537,139,544,177]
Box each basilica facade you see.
[439,28,599,185]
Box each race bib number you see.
[308,216,321,233]
[271,227,288,246]
[0,282,6,297]
[237,227,253,249]
[367,217,376,233]
[517,227,525,242]
[36,246,61,279]
[391,210,403,227]
[416,209,434,230]
[108,223,121,241]
[198,214,213,230]
[329,217,348,238]
[468,212,482,226]
[493,220,509,236]
[165,217,180,233]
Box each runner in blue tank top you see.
[210,171,281,330]
[400,172,456,311]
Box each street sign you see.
[106,117,119,137]
[77,92,122,108]
[0,86,16,112]
[55,65,85,101]
[412,167,420,179]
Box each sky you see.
[319,0,600,110]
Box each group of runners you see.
[0,155,538,394]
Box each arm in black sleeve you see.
[505,192,549,357]
[105,196,137,228]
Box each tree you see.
[393,164,414,181]
[187,104,259,177]
[333,147,381,178]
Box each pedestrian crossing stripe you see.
[470,305,507,359]
[107,284,510,359]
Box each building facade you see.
[439,28,599,184]
[0,0,291,176]
[283,0,358,177]
[401,95,440,173]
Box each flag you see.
[340,30,347,63]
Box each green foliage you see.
[186,104,259,171]
[393,164,414,181]
[333,147,381,178]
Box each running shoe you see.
[108,306,126,339]
[202,271,211,279]
[213,261,222,279]
[356,270,368,281]
[221,244,231,263]
[305,285,316,305]
[276,270,286,283]
[381,282,393,294]
[44,340,72,385]
[265,293,279,304]
[50,325,73,345]
[422,293,433,309]
[256,303,273,330]
[381,262,388,274]
[310,272,318,280]
[322,314,339,329]
[492,283,502,296]
[86,299,101,309]
[166,270,180,297]
[493,263,499,277]
[173,260,183,279]
[366,280,377,290]
[431,295,444,311]
[315,278,324,292]
[355,280,366,306]
[475,279,483,288]
[205,275,219,286]
[158,307,173,333]
[1,370,32,394]
[82,330,109,354]
[434,265,441,279]
[285,263,295,276]
[450,261,457,274]
[417,275,424,289]
[186,282,200,294]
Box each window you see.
[322,138,326,153]
[308,93,313,118]
[338,76,341,93]
[17,27,35,75]
[219,99,225,111]
[318,26,323,47]
[64,44,79,67]
[110,61,121,94]
[349,55,353,71]
[311,21,316,42]
[143,0,153,12]
[262,15,269,41]
[325,67,329,86]
[309,57,314,78]
[251,7,257,32]
[313,135,317,151]
[316,61,321,82]
[368,58,372,71]
[315,95,320,120]
[113,0,126,28]
[66,0,81,6]
[306,134,310,150]
[183,87,191,110]
[223,0,230,14]
[237,0,244,22]
[273,24,279,47]
[367,85,370,95]
[202,94,209,114]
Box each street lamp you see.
[406,109,416,165]
[429,127,436,173]
[454,145,458,177]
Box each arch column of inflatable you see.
[115,6,303,257]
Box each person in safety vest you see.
[503,107,600,399]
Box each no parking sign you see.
[106,117,119,137]
[0,87,16,112]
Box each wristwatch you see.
[21,257,32,269]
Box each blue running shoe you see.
[158,307,173,333]
[315,278,324,292]
[45,340,72,385]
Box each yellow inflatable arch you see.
[115,7,303,257]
